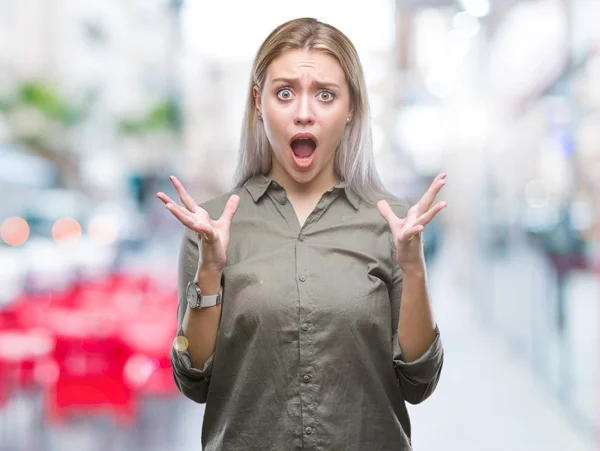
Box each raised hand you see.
[156,176,240,271]
[377,173,447,273]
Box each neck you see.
[267,166,340,200]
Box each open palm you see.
[156,176,240,270]
[378,173,447,272]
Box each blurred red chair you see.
[42,308,136,427]
[0,269,178,427]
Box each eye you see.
[276,88,293,100]
[318,90,335,102]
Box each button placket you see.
[295,208,318,442]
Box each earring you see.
[257,111,263,120]
[346,117,351,123]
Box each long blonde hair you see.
[233,17,399,205]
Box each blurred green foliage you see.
[19,81,84,125]
[0,80,87,126]
[118,97,181,135]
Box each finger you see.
[433,172,447,183]
[164,203,197,229]
[419,174,446,211]
[165,203,214,237]
[156,192,180,207]
[169,176,197,213]
[219,195,241,223]
[157,193,194,219]
[417,174,446,215]
[377,200,399,226]
[415,201,447,227]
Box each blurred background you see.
[0,0,598,450]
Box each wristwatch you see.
[186,281,223,308]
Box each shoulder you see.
[196,186,247,219]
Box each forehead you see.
[265,49,346,84]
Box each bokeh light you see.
[52,218,82,243]
[87,216,119,246]
[1,216,30,246]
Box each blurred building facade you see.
[393,0,599,435]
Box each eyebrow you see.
[270,77,341,90]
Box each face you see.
[254,48,353,190]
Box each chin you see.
[288,169,317,184]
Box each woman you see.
[157,17,446,451]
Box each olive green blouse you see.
[171,174,443,450]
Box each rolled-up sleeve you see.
[392,325,444,405]
[170,227,215,404]
[171,326,214,403]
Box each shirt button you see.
[298,234,305,241]
[302,374,311,383]
[305,426,313,435]
[301,323,309,331]
[278,198,287,205]
[299,276,306,282]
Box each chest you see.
[221,221,395,337]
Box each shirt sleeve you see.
[170,227,215,404]
[388,233,444,405]
[392,324,443,405]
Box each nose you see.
[293,94,315,126]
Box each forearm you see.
[182,265,222,369]
[397,266,437,362]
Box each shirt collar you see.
[244,174,360,210]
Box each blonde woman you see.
[157,17,446,451]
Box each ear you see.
[253,85,262,114]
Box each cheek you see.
[263,115,287,150]
[322,118,348,147]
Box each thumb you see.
[376,200,398,226]
[219,194,241,223]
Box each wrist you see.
[399,263,426,279]
[197,266,223,295]
[199,260,224,274]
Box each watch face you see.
[187,282,199,306]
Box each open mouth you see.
[290,137,317,168]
